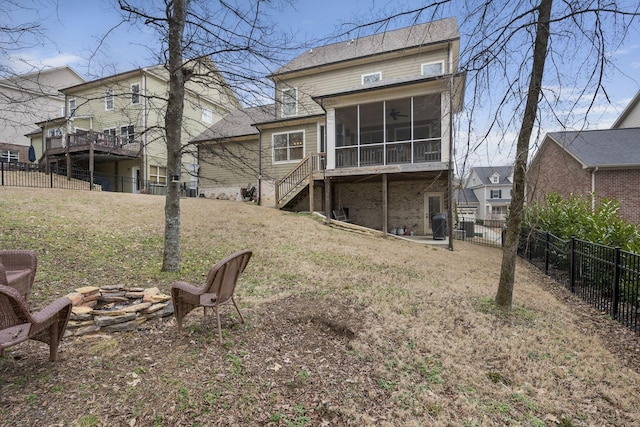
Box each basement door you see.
[132,167,140,194]
[424,192,443,235]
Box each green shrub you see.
[524,193,640,253]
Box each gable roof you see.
[468,166,513,186]
[272,17,459,77]
[455,188,479,205]
[191,104,275,143]
[612,91,640,129]
[546,128,640,168]
[0,66,84,96]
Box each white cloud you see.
[4,51,84,74]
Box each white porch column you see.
[441,90,451,163]
[325,107,336,169]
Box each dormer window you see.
[490,173,500,184]
[421,61,444,77]
[201,108,213,124]
[361,72,382,85]
[282,87,297,117]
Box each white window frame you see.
[201,108,213,124]
[68,98,77,117]
[131,83,140,105]
[120,124,135,144]
[1,150,19,163]
[492,205,507,215]
[421,61,444,77]
[105,89,114,111]
[149,165,167,185]
[47,128,62,137]
[317,122,326,153]
[490,189,502,199]
[281,87,297,117]
[491,174,500,184]
[361,72,382,85]
[272,130,305,163]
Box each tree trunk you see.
[496,0,553,308]
[161,0,189,272]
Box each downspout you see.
[447,42,454,251]
[258,128,262,206]
[142,71,148,185]
[591,166,598,211]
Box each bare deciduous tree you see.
[348,0,639,308]
[116,0,295,271]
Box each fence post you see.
[545,231,550,274]
[612,247,621,320]
[1,161,4,186]
[570,237,576,292]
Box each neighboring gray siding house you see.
[461,166,513,221]
[527,128,640,224]
[195,18,466,237]
[0,66,84,162]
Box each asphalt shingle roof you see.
[547,128,640,167]
[469,166,513,185]
[455,188,479,205]
[192,104,276,143]
[273,17,459,76]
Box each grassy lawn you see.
[0,187,638,426]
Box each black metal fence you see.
[518,228,640,334]
[1,161,195,196]
[455,218,505,248]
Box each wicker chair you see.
[171,250,252,343]
[0,250,38,301]
[0,285,72,362]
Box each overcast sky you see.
[3,0,639,168]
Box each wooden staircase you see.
[275,153,325,209]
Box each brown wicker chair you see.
[171,250,252,343]
[0,285,72,362]
[0,250,37,301]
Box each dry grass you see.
[0,187,639,426]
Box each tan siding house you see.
[195,18,466,237]
[33,60,239,193]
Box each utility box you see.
[461,220,475,239]
[432,213,447,240]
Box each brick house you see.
[195,18,466,237]
[526,128,640,224]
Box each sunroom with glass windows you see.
[315,75,463,176]
[333,93,442,169]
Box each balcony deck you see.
[45,131,141,159]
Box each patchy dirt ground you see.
[1,188,639,426]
